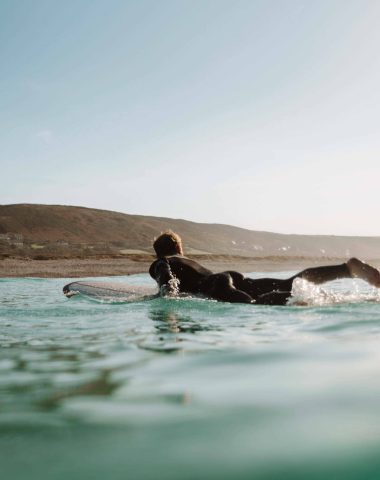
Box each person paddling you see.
[149,231,380,306]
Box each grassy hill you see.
[1,203,380,260]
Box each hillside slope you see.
[1,204,380,258]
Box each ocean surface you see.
[2,272,380,480]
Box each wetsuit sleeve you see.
[149,259,174,294]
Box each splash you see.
[288,277,380,306]
[160,276,180,297]
[159,262,180,297]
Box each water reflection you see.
[133,301,222,353]
[149,304,208,334]
[39,371,118,410]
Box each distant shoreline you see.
[2,255,380,278]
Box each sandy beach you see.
[2,256,380,278]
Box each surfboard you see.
[63,281,158,302]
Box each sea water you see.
[1,272,380,480]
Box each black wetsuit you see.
[149,255,297,305]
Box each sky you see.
[1,0,380,236]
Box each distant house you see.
[56,240,69,246]
[0,233,24,246]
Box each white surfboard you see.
[63,280,158,302]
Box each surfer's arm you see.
[149,259,176,295]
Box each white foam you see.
[288,277,380,306]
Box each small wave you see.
[288,278,380,306]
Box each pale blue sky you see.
[1,0,380,235]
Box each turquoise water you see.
[2,272,380,480]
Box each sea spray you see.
[159,262,180,297]
[289,277,380,306]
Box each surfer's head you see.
[153,231,183,257]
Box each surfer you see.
[149,231,380,306]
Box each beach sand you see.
[2,256,380,278]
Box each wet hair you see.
[153,231,183,257]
